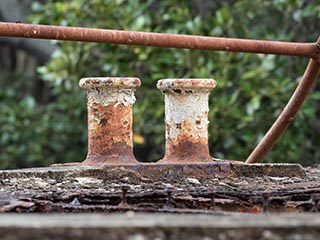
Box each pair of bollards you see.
[79,77,216,165]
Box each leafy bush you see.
[1,0,319,168]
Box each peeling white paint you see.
[79,77,140,107]
[157,78,216,142]
[165,92,210,140]
[87,88,136,107]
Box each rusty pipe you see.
[79,77,141,165]
[246,58,320,163]
[0,22,318,60]
[157,79,216,163]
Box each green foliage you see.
[1,0,319,168]
[0,72,87,169]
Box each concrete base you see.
[0,162,306,182]
[0,213,318,240]
[0,163,316,214]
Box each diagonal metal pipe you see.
[0,22,318,60]
[246,58,320,163]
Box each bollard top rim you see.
[79,77,141,90]
[156,78,216,91]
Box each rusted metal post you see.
[80,77,141,165]
[157,79,216,163]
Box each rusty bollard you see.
[80,77,141,165]
[157,79,216,163]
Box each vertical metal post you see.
[157,79,216,163]
[80,77,141,165]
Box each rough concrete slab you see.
[230,163,307,178]
[0,162,307,182]
[0,213,319,240]
[0,164,317,214]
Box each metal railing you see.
[0,22,319,164]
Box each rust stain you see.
[164,121,211,163]
[84,103,136,164]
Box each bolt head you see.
[165,186,175,193]
[121,185,130,191]
[262,192,270,199]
